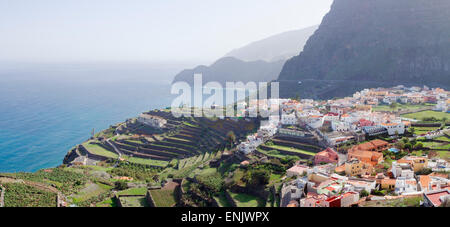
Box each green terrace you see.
[82,111,257,169]
[402,110,450,123]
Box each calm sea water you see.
[0,63,187,172]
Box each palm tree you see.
[226,131,236,149]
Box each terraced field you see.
[228,191,265,207]
[3,183,57,207]
[259,136,322,159]
[81,110,258,169]
[150,189,176,207]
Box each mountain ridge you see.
[277,0,450,99]
[172,26,318,85]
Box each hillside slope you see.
[172,26,317,85]
[278,0,450,99]
[225,25,318,63]
[172,57,284,85]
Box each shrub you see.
[114,181,128,190]
[360,190,369,197]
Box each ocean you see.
[0,62,190,172]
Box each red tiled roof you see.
[425,190,450,207]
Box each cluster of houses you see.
[235,86,449,156]
[279,138,450,207]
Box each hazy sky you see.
[0,0,333,63]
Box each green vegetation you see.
[264,144,316,156]
[214,191,232,207]
[118,187,148,196]
[228,191,264,207]
[3,183,57,207]
[71,182,112,204]
[96,197,118,207]
[150,189,176,207]
[373,103,434,112]
[3,168,90,194]
[362,196,422,207]
[108,162,159,182]
[401,111,450,123]
[124,156,168,167]
[411,127,440,135]
[83,142,119,159]
[196,172,224,193]
[119,196,148,207]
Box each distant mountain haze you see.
[172,57,285,85]
[172,26,318,85]
[278,0,450,99]
[225,25,318,63]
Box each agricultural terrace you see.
[228,191,265,207]
[373,103,435,112]
[150,189,177,207]
[402,111,450,123]
[3,183,57,207]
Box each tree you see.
[414,142,424,150]
[389,102,398,111]
[244,169,270,186]
[226,131,236,148]
[410,127,416,136]
[114,181,128,190]
[360,190,369,197]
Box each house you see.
[137,114,167,128]
[381,179,396,191]
[382,122,405,136]
[322,196,342,207]
[305,116,324,129]
[391,161,414,179]
[347,140,386,167]
[345,178,377,193]
[423,189,450,207]
[323,112,340,121]
[281,178,307,207]
[286,165,310,178]
[428,159,450,172]
[340,192,360,207]
[314,148,339,165]
[398,156,428,173]
[300,193,329,207]
[344,159,374,176]
[363,126,388,136]
[331,121,351,132]
[434,100,449,112]
[281,113,297,125]
[395,177,418,195]
[238,134,263,155]
[418,175,450,192]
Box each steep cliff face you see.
[278,0,450,99]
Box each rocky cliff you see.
[278,0,450,99]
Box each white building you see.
[137,114,167,128]
[434,100,449,112]
[395,177,418,195]
[391,162,414,179]
[382,122,405,136]
[238,134,263,155]
[281,113,298,125]
[331,121,351,132]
